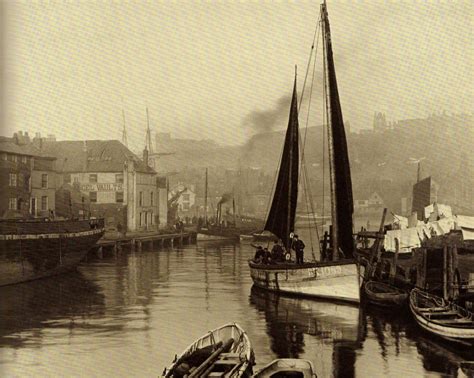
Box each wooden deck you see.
[90,232,197,258]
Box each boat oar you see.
[187,338,234,378]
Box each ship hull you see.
[0,219,104,286]
[248,260,361,304]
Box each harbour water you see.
[1,239,473,377]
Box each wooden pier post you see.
[443,245,448,300]
[170,237,174,248]
[131,239,136,252]
[97,246,103,259]
[137,240,142,252]
[389,238,399,285]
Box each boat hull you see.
[164,323,254,377]
[248,260,361,304]
[0,219,104,286]
[364,281,408,307]
[253,359,316,378]
[409,289,474,343]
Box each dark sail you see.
[264,77,299,248]
[322,3,354,257]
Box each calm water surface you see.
[1,238,473,377]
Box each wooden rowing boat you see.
[409,288,474,344]
[252,359,317,377]
[364,281,408,307]
[163,323,254,377]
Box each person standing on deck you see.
[293,234,305,264]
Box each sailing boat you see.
[248,1,361,304]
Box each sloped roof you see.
[41,140,155,174]
[0,137,55,159]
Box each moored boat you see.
[364,280,408,307]
[163,323,254,377]
[409,288,474,344]
[252,359,317,378]
[248,1,361,304]
[0,218,104,286]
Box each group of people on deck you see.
[253,234,305,265]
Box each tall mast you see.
[204,168,208,224]
[321,2,338,259]
[121,109,128,147]
[145,107,153,153]
[287,68,297,247]
[321,1,354,260]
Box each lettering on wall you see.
[80,183,123,192]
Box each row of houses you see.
[0,132,168,233]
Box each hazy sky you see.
[2,1,472,150]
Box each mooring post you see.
[170,237,174,248]
[137,240,142,252]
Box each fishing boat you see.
[163,323,254,377]
[248,2,361,304]
[364,280,408,307]
[0,218,104,286]
[253,359,317,378]
[409,288,474,344]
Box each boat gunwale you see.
[365,281,408,297]
[248,258,356,270]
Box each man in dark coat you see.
[271,240,284,262]
[293,234,305,264]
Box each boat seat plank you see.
[434,318,474,324]
[419,307,449,312]
[207,373,225,377]
[426,311,461,317]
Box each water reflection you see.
[249,286,363,377]
[2,243,474,377]
[0,270,105,348]
[365,303,474,377]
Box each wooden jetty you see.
[91,231,197,258]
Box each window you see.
[8,155,17,162]
[150,212,154,225]
[150,191,154,206]
[41,196,48,211]
[1,153,6,161]
[21,156,27,164]
[115,173,124,183]
[73,177,79,183]
[89,192,97,203]
[8,198,17,210]
[89,174,97,183]
[139,212,142,226]
[182,193,190,201]
[41,174,48,189]
[116,191,124,203]
[9,173,17,187]
[139,191,143,206]
[64,173,71,183]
